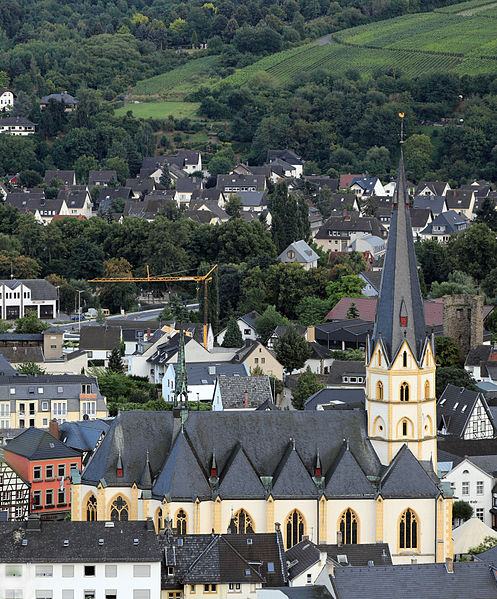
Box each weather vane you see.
[399,112,405,145]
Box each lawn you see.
[114,101,200,119]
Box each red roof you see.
[51,215,87,220]
[339,174,363,189]
[326,297,494,325]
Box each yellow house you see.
[233,341,283,380]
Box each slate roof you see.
[324,443,375,497]
[176,177,202,193]
[331,562,497,599]
[326,361,365,386]
[44,170,75,186]
[476,544,497,568]
[437,384,495,438]
[314,319,371,347]
[0,279,57,300]
[304,176,339,192]
[235,191,267,207]
[217,375,273,409]
[272,442,318,498]
[269,588,332,599]
[445,189,474,210]
[88,170,117,186]
[165,150,201,169]
[372,154,427,364]
[81,410,383,499]
[179,362,248,386]
[57,188,90,209]
[304,388,365,410]
[159,532,286,588]
[278,240,319,265]
[267,149,304,166]
[0,116,35,127]
[59,419,110,453]
[413,195,446,215]
[380,445,439,498]
[5,427,81,460]
[217,174,265,190]
[420,210,469,236]
[0,519,159,563]
[410,207,432,228]
[465,344,492,367]
[0,352,18,376]
[240,311,261,330]
[350,177,380,195]
[190,188,224,203]
[79,325,121,351]
[125,178,155,194]
[316,214,387,240]
[40,93,78,105]
[415,181,449,196]
[218,443,265,498]
[359,271,382,292]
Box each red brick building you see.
[3,426,81,519]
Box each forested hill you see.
[0,0,465,97]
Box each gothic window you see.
[110,495,129,521]
[339,508,359,544]
[176,508,187,535]
[400,382,409,402]
[156,507,166,532]
[402,421,408,436]
[403,351,407,367]
[233,509,255,534]
[399,508,418,549]
[286,509,305,549]
[378,352,381,367]
[376,381,384,400]
[424,381,430,399]
[86,495,97,521]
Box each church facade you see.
[71,155,453,565]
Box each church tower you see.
[366,151,437,467]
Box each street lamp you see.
[76,290,84,334]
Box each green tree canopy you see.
[15,312,50,334]
[291,366,324,410]
[222,316,243,347]
[274,328,311,373]
[434,336,462,367]
[436,366,478,398]
[255,305,290,344]
[107,346,124,373]
[326,275,364,308]
[453,500,473,522]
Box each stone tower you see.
[366,152,437,467]
[442,294,484,358]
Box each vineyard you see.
[133,55,219,97]
[219,0,497,88]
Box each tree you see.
[96,308,106,325]
[347,301,360,319]
[296,296,331,325]
[208,148,235,175]
[274,328,311,373]
[17,361,45,375]
[436,366,478,398]
[291,366,324,409]
[159,162,172,189]
[476,197,497,231]
[435,336,462,367]
[107,346,124,373]
[15,312,50,334]
[449,223,497,282]
[469,536,497,555]
[222,317,243,347]
[74,154,99,184]
[326,275,364,308]
[255,305,290,344]
[415,239,448,286]
[270,181,307,253]
[452,500,473,523]
[225,194,243,217]
[98,258,137,313]
[0,320,11,334]
[403,134,434,181]
[430,270,477,298]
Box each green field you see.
[114,101,200,119]
[218,2,497,88]
[132,55,218,97]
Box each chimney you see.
[49,419,58,438]
[244,391,248,408]
[337,531,343,547]
[445,558,453,573]
[319,551,327,566]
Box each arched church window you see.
[176,509,188,535]
[285,509,305,549]
[86,495,97,521]
[403,351,407,367]
[399,508,418,549]
[233,509,255,534]
[110,495,129,521]
[376,381,384,400]
[400,382,409,402]
[339,508,359,544]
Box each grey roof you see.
[415,181,449,196]
[218,443,265,498]
[304,176,339,192]
[189,199,229,220]
[0,279,57,300]
[125,178,155,194]
[380,445,439,498]
[413,195,446,215]
[79,325,121,350]
[315,319,371,347]
[445,188,474,209]
[0,352,18,376]
[190,188,224,203]
[0,116,35,127]
[268,588,332,599]
[437,384,494,438]
[272,443,318,498]
[420,210,469,236]
[240,310,261,330]
[0,519,159,563]
[217,174,265,190]
[331,562,497,599]
[316,213,387,239]
[325,443,375,497]
[304,388,365,410]
[326,361,365,386]
[465,345,492,367]
[467,455,497,477]
[81,410,383,499]
[40,92,77,105]
[5,427,81,460]
[175,177,202,193]
[236,191,267,207]
[56,188,90,209]
[181,362,247,386]
[59,419,110,453]
[359,270,382,292]
[372,154,428,364]
[165,150,201,169]
[267,149,304,166]
[278,240,319,265]
[410,207,431,228]
[476,544,497,568]
[88,170,117,185]
[44,170,75,186]
[159,532,286,588]
[217,375,273,409]
[350,176,380,195]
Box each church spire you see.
[372,150,427,363]
[174,328,189,407]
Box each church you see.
[71,154,453,564]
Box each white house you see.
[0,116,35,135]
[0,517,161,599]
[0,88,15,111]
[441,457,495,528]
[278,240,319,270]
[347,234,386,259]
[216,311,261,346]
[0,279,57,320]
[349,177,385,198]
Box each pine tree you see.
[346,302,360,319]
[159,162,172,189]
[222,317,243,347]
[108,346,124,373]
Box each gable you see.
[218,445,265,499]
[380,446,439,498]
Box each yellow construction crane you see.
[89,264,218,348]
